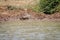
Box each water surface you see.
[0,20,60,40]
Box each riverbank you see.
[0,9,60,22]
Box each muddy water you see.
[0,20,60,40]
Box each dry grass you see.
[0,0,39,8]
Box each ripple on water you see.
[11,26,60,40]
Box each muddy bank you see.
[0,8,60,21]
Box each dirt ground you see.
[0,7,60,21]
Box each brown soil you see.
[0,8,60,21]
